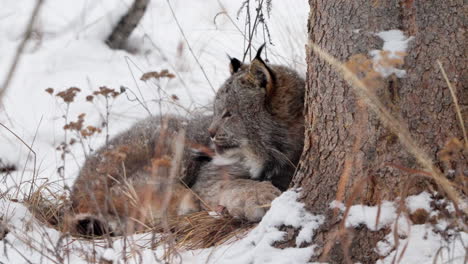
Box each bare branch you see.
[106,0,151,50]
[0,0,44,107]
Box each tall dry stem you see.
[437,60,467,148]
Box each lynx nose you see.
[208,127,216,140]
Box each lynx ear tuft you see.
[254,43,266,61]
[247,44,274,96]
[228,56,243,74]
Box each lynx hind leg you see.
[219,180,281,222]
[136,181,201,221]
[67,175,201,236]
[108,179,201,229]
[173,184,201,216]
[64,190,197,237]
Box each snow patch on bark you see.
[369,29,413,78]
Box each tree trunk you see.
[106,0,150,50]
[293,1,466,263]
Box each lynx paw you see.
[67,214,113,237]
[222,181,281,222]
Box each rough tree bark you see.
[106,0,150,50]
[292,1,466,263]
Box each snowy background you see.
[0,0,466,263]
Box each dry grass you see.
[155,211,254,252]
[25,185,69,230]
[2,177,252,264]
[23,190,256,250]
[24,186,255,262]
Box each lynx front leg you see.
[217,179,281,222]
[193,163,281,222]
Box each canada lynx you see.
[67,45,305,235]
[192,45,305,221]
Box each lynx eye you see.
[222,111,232,118]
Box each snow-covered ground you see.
[0,1,466,263]
[332,192,467,264]
[2,190,466,264]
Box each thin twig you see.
[166,0,216,94]
[26,116,42,199]
[0,122,37,200]
[125,56,152,115]
[105,96,110,145]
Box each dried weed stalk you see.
[47,87,82,182]
[237,0,273,62]
[91,86,122,145]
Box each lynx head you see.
[208,45,305,189]
[208,45,284,178]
